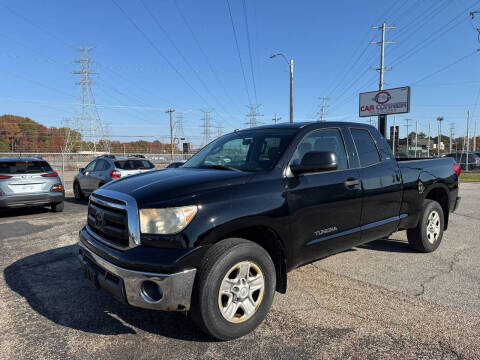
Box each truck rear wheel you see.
[191,238,276,340]
[407,199,444,252]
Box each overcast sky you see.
[0,0,479,146]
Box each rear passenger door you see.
[349,128,403,243]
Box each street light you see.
[270,53,293,123]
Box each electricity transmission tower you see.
[317,97,328,121]
[175,111,186,149]
[272,113,281,124]
[217,119,223,138]
[370,22,395,137]
[61,117,78,153]
[73,47,104,153]
[245,104,263,128]
[201,109,213,145]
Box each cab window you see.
[291,128,348,170]
[350,128,381,167]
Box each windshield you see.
[0,160,53,174]
[114,159,155,170]
[183,129,298,172]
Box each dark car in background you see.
[445,152,480,170]
[0,157,64,211]
[166,160,186,168]
[73,155,156,199]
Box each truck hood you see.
[101,167,253,207]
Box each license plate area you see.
[10,184,44,193]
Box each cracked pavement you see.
[0,184,479,359]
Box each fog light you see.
[50,183,63,192]
[140,280,163,303]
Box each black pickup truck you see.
[78,122,461,340]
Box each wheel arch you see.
[204,224,288,294]
[424,184,449,230]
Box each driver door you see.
[285,127,363,267]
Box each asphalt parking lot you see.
[0,183,479,359]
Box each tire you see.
[51,201,64,212]
[191,238,276,340]
[407,199,444,252]
[74,181,84,200]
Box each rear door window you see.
[350,128,381,167]
[0,161,53,174]
[94,160,110,171]
[114,159,155,170]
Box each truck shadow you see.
[3,245,212,342]
[358,238,415,253]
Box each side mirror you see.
[290,151,337,175]
[79,168,85,174]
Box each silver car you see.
[0,157,65,212]
[73,155,156,200]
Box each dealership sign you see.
[359,86,410,117]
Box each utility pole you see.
[449,123,455,154]
[437,116,444,156]
[415,119,418,158]
[166,109,175,162]
[272,113,281,124]
[474,120,477,152]
[392,115,397,156]
[245,104,263,128]
[466,111,470,171]
[317,97,328,121]
[427,121,431,157]
[201,108,213,145]
[371,21,395,138]
[289,59,293,123]
[404,119,411,157]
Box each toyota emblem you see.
[95,211,104,227]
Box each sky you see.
[0,0,479,147]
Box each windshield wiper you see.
[198,164,242,172]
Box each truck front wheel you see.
[407,199,444,252]
[191,238,276,340]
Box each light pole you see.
[270,53,293,123]
[437,116,444,156]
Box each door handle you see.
[344,178,361,187]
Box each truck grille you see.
[87,193,129,248]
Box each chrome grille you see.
[86,190,140,249]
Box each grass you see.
[460,172,480,182]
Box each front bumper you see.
[78,241,197,311]
[0,192,64,208]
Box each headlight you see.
[139,206,198,234]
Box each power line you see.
[226,0,252,104]
[242,0,258,104]
[272,114,281,124]
[110,0,211,107]
[172,0,242,113]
